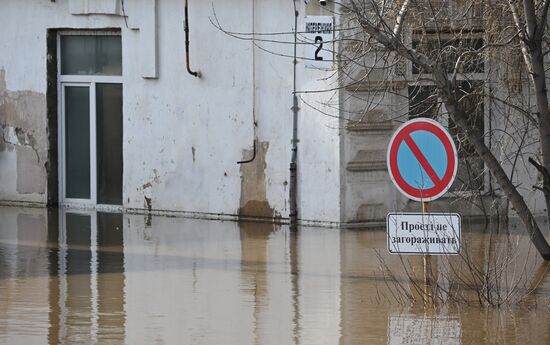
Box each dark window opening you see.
[412,37,484,75]
[408,82,485,192]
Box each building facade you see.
[0,0,544,226]
[0,0,344,225]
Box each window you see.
[412,37,484,75]
[59,32,123,205]
[408,34,486,192]
[448,81,485,191]
[61,35,122,76]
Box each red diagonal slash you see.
[403,134,442,186]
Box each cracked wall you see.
[0,68,48,200]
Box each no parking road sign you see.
[387,118,458,202]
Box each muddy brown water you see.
[1,207,549,345]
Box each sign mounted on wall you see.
[304,16,334,69]
[387,118,458,202]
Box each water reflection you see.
[96,213,125,343]
[0,209,50,345]
[54,211,125,345]
[0,207,549,344]
[387,315,461,345]
[61,213,94,344]
[239,221,275,345]
[339,226,550,345]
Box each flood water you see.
[1,206,549,345]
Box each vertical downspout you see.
[289,0,299,230]
[184,0,200,77]
[237,0,257,165]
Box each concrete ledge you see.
[346,161,387,172]
[342,214,516,231]
[343,221,386,230]
[346,122,393,132]
[0,200,46,208]
[0,202,340,229]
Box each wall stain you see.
[238,141,280,219]
[0,68,47,195]
[238,219,275,306]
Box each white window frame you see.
[57,31,123,207]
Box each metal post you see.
[422,201,432,306]
[289,1,299,231]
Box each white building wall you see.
[0,0,341,223]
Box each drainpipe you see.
[184,0,200,77]
[238,0,257,165]
[289,0,299,230]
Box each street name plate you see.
[304,16,334,69]
[387,213,461,255]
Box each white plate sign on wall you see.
[304,16,334,69]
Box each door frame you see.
[57,31,123,207]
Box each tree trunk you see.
[350,1,550,260]
[528,39,550,230]
[433,71,550,261]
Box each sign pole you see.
[386,118,461,306]
[422,201,432,305]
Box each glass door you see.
[96,83,123,205]
[58,32,122,206]
[63,85,92,201]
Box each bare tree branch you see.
[393,0,411,37]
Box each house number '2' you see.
[314,36,323,60]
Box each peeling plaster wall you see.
[0,0,342,223]
[0,68,48,203]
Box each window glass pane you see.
[462,38,484,73]
[65,86,90,199]
[408,85,439,119]
[96,83,123,205]
[61,35,122,75]
[408,82,485,191]
[412,37,484,74]
[449,81,485,191]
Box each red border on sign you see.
[387,119,457,201]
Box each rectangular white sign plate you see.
[304,16,334,69]
[387,212,461,255]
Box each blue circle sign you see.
[387,118,458,202]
